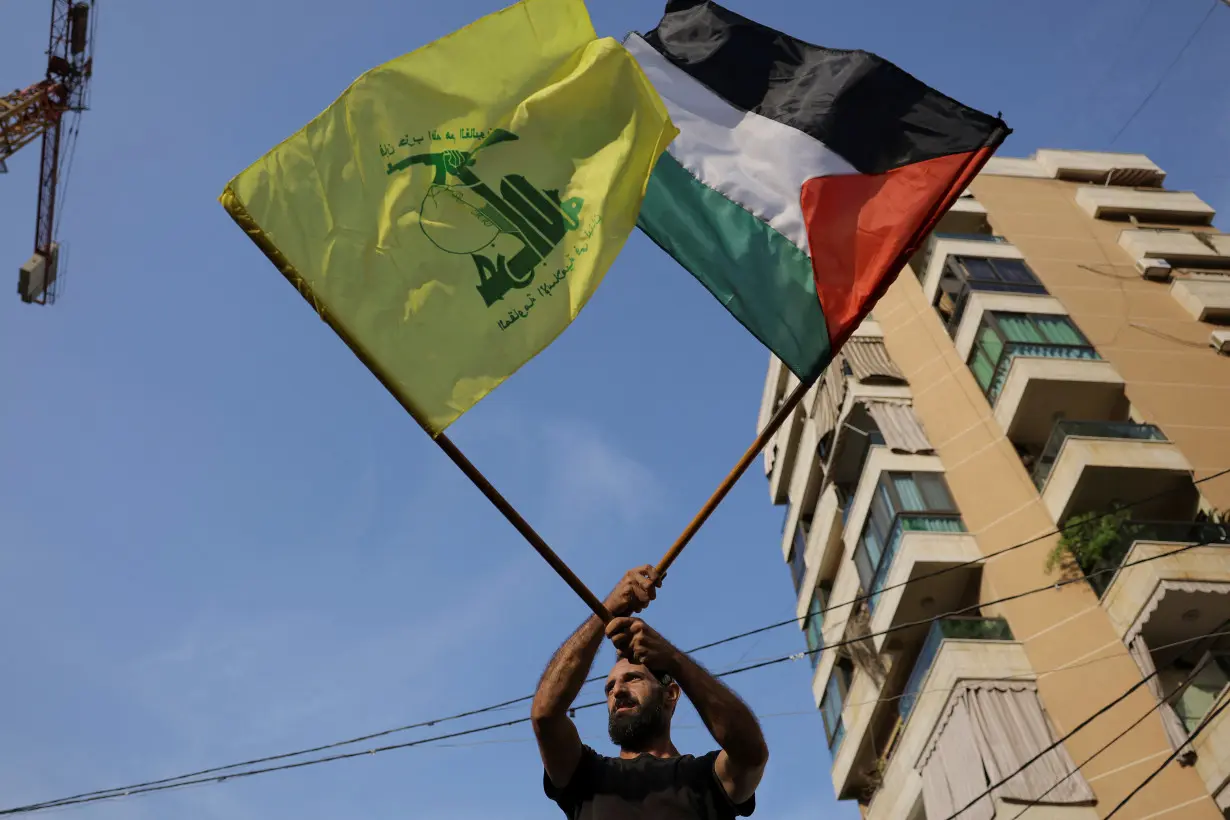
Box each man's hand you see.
[605,617,682,674]
[603,566,661,618]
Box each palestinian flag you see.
[630,0,1009,381]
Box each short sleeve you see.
[543,745,600,817]
[704,751,756,818]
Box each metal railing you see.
[932,232,1010,243]
[899,617,1014,720]
[985,342,1102,404]
[1031,420,1167,491]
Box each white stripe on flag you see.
[626,33,858,257]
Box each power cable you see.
[845,627,1230,713]
[3,537,1217,816]
[1006,660,1213,820]
[691,466,1230,657]
[7,467,1227,814]
[1101,688,1230,819]
[1109,0,1221,145]
[944,627,1222,820]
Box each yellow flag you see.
[220,0,676,434]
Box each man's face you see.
[605,658,672,750]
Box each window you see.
[933,257,1046,337]
[949,255,1045,290]
[853,472,959,591]
[820,658,853,750]
[967,312,1096,397]
[787,517,810,595]
[804,582,831,667]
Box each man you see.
[532,566,769,818]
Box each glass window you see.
[804,583,830,667]
[954,256,1043,289]
[854,473,959,588]
[788,518,809,594]
[994,258,1037,284]
[820,659,853,747]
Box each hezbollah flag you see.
[630,0,1008,382]
[220,0,676,434]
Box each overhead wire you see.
[3,536,1220,816]
[19,469,1219,816]
[9,467,1220,816]
[13,467,1225,813]
[1109,0,1221,145]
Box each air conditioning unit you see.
[1212,330,1230,355]
[1136,256,1172,281]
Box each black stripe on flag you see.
[643,0,1004,175]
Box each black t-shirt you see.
[543,745,756,819]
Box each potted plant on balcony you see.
[1046,506,1143,588]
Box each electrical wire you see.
[3,537,1219,816]
[1109,0,1221,145]
[7,468,1226,812]
[689,466,1230,656]
[1006,660,1212,820]
[843,628,1230,713]
[942,623,1225,820]
[1101,688,1230,819]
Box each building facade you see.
[760,150,1230,819]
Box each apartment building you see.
[759,149,1230,820]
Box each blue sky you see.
[1,1,1228,819]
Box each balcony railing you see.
[899,617,1014,720]
[933,232,1010,243]
[1082,519,1230,596]
[985,342,1102,404]
[1031,420,1167,490]
[862,514,967,612]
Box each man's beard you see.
[608,689,668,751]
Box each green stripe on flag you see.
[638,152,831,380]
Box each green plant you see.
[1047,506,1143,575]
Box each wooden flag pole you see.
[654,123,1011,579]
[655,375,814,577]
[435,433,614,623]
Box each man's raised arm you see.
[606,618,768,805]
[531,566,658,788]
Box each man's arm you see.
[531,567,659,788]
[606,618,768,805]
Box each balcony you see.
[1171,273,1230,323]
[1034,150,1165,187]
[858,516,983,652]
[934,193,992,237]
[868,636,1035,820]
[1031,421,1198,525]
[932,254,1049,338]
[1119,229,1229,269]
[917,234,1021,302]
[1075,187,1215,225]
[1100,522,1230,641]
[899,618,1015,719]
[990,345,1126,447]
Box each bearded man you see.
[531,566,768,818]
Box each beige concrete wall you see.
[873,254,1222,816]
[969,175,1230,513]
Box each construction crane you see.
[0,1,97,305]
